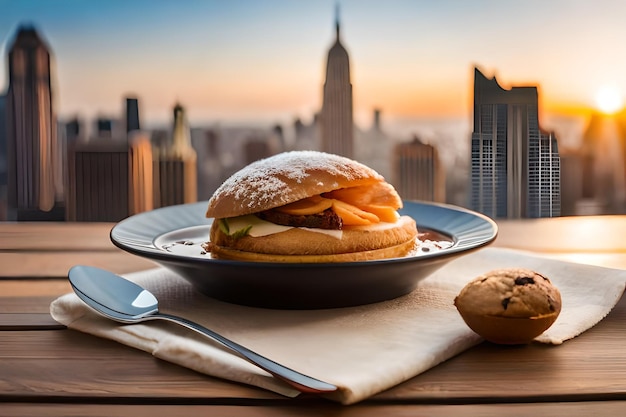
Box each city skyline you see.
[2,0,626,146]
[2,15,623,221]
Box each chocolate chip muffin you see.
[454,268,562,344]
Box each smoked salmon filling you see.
[275,183,401,226]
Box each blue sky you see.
[1,0,625,142]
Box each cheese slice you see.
[223,215,343,239]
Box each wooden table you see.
[2,216,626,416]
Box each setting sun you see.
[595,86,624,114]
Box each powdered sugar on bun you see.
[206,151,388,219]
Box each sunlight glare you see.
[595,86,624,114]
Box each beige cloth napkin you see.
[50,247,626,404]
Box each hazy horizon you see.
[1,0,622,147]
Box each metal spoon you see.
[67,265,337,394]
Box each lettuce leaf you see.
[219,218,252,239]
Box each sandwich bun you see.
[205,151,418,263]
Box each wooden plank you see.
[0,329,280,401]
[0,280,71,298]
[0,252,156,278]
[0,297,60,314]
[531,252,626,270]
[2,402,626,417]
[493,216,626,253]
[0,282,69,328]
[0,313,64,330]
[0,222,117,251]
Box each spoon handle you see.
[152,312,337,394]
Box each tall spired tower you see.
[320,7,354,158]
[6,25,64,220]
[153,103,197,208]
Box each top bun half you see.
[206,151,393,219]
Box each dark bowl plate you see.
[110,200,497,309]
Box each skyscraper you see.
[356,108,392,181]
[65,132,153,222]
[559,148,584,216]
[0,94,7,220]
[96,117,114,138]
[470,68,560,218]
[153,103,197,208]
[125,96,141,133]
[320,8,354,158]
[193,128,223,201]
[0,95,6,181]
[5,25,64,220]
[393,136,445,202]
[579,112,626,214]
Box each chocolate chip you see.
[515,276,535,285]
[502,297,510,310]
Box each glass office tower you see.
[470,68,560,218]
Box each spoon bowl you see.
[68,265,337,394]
